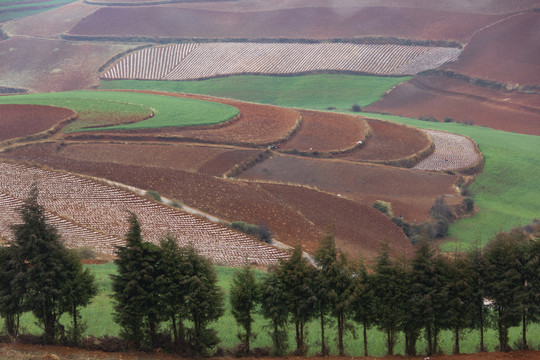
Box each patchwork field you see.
[102,42,461,80]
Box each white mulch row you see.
[102,42,461,80]
[0,163,288,266]
[413,129,481,171]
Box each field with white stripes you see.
[102,42,461,80]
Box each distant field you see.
[7,263,538,356]
[0,91,239,131]
[99,75,410,111]
[0,0,75,22]
[100,78,540,249]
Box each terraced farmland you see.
[413,129,482,171]
[102,42,461,80]
[0,162,288,266]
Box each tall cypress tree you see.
[0,245,23,338]
[352,260,375,357]
[260,270,289,356]
[11,185,70,344]
[230,261,260,353]
[467,241,488,352]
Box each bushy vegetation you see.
[231,221,272,243]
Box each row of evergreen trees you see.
[0,186,538,357]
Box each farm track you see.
[0,162,289,266]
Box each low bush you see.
[351,103,362,112]
[145,190,161,202]
[231,222,272,243]
[463,197,474,212]
[74,247,97,260]
[373,200,393,218]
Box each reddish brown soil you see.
[67,6,503,42]
[442,11,540,86]
[0,104,75,141]
[342,119,431,162]
[68,91,301,146]
[260,183,413,261]
[0,37,135,92]
[240,154,460,222]
[279,110,369,153]
[53,142,259,176]
[2,343,538,360]
[367,76,540,136]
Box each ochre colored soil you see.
[67,6,503,42]
[341,119,432,162]
[441,11,540,86]
[0,104,76,141]
[366,76,540,136]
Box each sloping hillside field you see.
[102,42,461,80]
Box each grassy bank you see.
[0,91,239,131]
[5,263,539,356]
[99,74,410,111]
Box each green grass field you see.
[4,264,538,356]
[99,75,410,112]
[0,91,239,131]
[100,76,539,250]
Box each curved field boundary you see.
[0,104,77,149]
[278,110,370,156]
[413,129,483,173]
[101,42,461,80]
[68,91,302,148]
[341,119,435,168]
[0,162,289,266]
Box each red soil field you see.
[0,37,135,92]
[239,154,461,222]
[0,104,76,142]
[279,110,369,154]
[67,6,503,42]
[341,119,432,164]
[260,183,413,262]
[52,142,259,177]
[367,76,540,136]
[441,11,540,86]
[66,91,301,147]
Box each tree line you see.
[0,187,539,357]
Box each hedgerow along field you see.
[5,263,539,356]
[0,90,239,131]
[99,74,410,111]
[100,76,540,250]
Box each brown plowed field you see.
[239,154,460,222]
[0,104,75,141]
[367,76,540,136]
[260,183,413,261]
[441,11,540,86]
[51,142,259,177]
[341,119,432,163]
[0,37,135,92]
[279,110,369,153]
[68,91,301,147]
[67,6,503,42]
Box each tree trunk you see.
[338,313,344,356]
[522,311,529,350]
[320,309,326,356]
[363,321,368,357]
[453,327,460,354]
[386,329,394,355]
[246,320,251,353]
[480,305,485,352]
[426,325,433,355]
[171,315,178,347]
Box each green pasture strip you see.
[0,8,43,21]
[0,91,239,131]
[358,113,540,250]
[0,0,75,22]
[0,0,73,10]
[3,264,538,356]
[99,74,410,111]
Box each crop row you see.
[0,162,288,266]
[102,42,461,80]
[413,130,481,171]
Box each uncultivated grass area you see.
[100,77,539,250]
[99,74,410,111]
[0,91,239,131]
[3,264,538,357]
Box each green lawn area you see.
[100,76,540,250]
[5,263,538,356]
[99,74,411,112]
[0,91,239,131]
